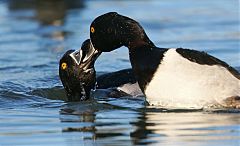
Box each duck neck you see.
[127,39,158,92]
[127,38,155,53]
[128,40,154,50]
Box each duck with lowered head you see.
[78,12,240,108]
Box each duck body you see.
[89,12,240,108]
[130,46,240,108]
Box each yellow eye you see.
[90,27,95,33]
[61,62,67,70]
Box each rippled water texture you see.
[0,0,239,146]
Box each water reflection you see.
[147,111,240,145]
[8,0,84,25]
[5,0,85,52]
[60,101,110,141]
[130,112,156,145]
[59,102,240,145]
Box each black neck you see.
[128,39,155,51]
[128,44,166,91]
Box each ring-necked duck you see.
[59,39,142,101]
[85,12,240,108]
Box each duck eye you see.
[61,62,67,70]
[90,27,95,33]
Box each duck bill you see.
[81,40,101,70]
[69,49,82,65]
[70,41,101,70]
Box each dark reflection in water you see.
[3,0,85,55]
[8,0,84,25]
[130,113,156,145]
[60,101,115,142]
[59,101,240,146]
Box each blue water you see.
[0,0,239,146]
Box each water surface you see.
[0,0,239,146]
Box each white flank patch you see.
[117,83,143,97]
[145,49,240,108]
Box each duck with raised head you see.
[82,12,240,108]
[59,39,142,101]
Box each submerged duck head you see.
[89,12,154,52]
[59,39,101,101]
